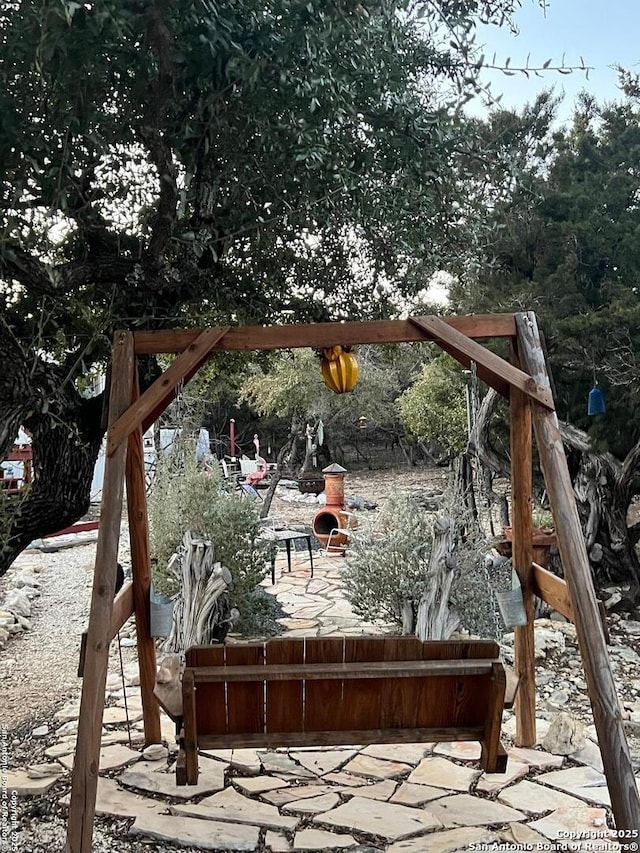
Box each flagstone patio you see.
[15,548,629,850]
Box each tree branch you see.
[139,0,178,268]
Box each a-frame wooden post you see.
[65,332,134,853]
[516,312,640,830]
[126,367,161,744]
[510,347,536,746]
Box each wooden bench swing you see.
[176,636,510,785]
[65,313,640,853]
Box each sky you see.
[469,0,640,122]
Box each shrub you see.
[148,445,279,637]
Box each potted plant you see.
[499,508,557,568]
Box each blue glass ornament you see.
[587,383,605,416]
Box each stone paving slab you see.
[130,812,260,851]
[289,748,358,775]
[342,779,398,801]
[361,743,432,765]
[60,777,162,818]
[386,826,500,853]
[119,760,226,799]
[426,793,526,827]
[7,769,61,796]
[529,805,615,845]
[342,753,413,779]
[475,758,529,793]
[58,743,141,772]
[172,786,300,831]
[292,828,357,850]
[262,784,340,806]
[498,778,590,814]
[282,792,341,814]
[390,781,450,805]
[312,795,442,841]
[407,756,480,791]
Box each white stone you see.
[312,796,441,841]
[386,826,499,853]
[32,724,49,738]
[60,777,162,818]
[54,703,81,723]
[530,805,615,842]
[342,754,412,780]
[4,589,31,617]
[293,828,357,850]
[172,786,299,831]
[119,760,225,799]
[56,720,79,736]
[141,743,168,762]
[408,757,480,792]
[426,793,526,827]
[498,779,589,814]
[571,739,604,773]
[6,769,60,796]
[44,740,76,759]
[130,812,259,851]
[542,711,587,755]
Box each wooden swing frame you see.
[64,312,640,852]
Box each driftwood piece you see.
[164,532,234,652]
[413,517,460,641]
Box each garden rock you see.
[4,589,32,618]
[542,712,587,755]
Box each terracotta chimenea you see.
[312,463,355,553]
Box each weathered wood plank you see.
[109,581,134,641]
[532,563,575,622]
[182,669,198,785]
[225,645,264,735]
[480,662,508,773]
[133,315,517,355]
[196,727,487,750]
[107,327,230,456]
[510,371,536,748]
[190,659,498,682]
[266,639,305,733]
[66,331,134,853]
[516,310,640,832]
[126,367,160,745]
[411,316,554,409]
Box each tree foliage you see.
[397,354,468,455]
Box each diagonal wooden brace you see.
[106,327,230,456]
[410,316,554,410]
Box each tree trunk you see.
[470,389,640,600]
[0,394,104,575]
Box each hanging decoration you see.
[588,381,606,416]
[320,346,359,394]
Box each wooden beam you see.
[126,366,161,745]
[516,311,640,832]
[66,331,134,853]
[532,563,574,622]
[111,581,134,641]
[411,316,554,409]
[107,327,230,456]
[133,315,517,355]
[510,377,536,748]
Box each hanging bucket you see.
[588,384,605,416]
[494,570,527,629]
[150,586,175,638]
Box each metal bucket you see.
[495,570,527,629]
[150,587,175,638]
